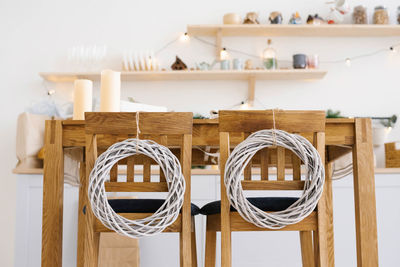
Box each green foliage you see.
[326,109,344,118]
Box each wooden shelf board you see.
[13,167,400,175]
[40,70,327,83]
[187,24,400,37]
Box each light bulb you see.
[220,48,229,60]
[180,32,190,42]
[239,101,250,110]
[345,58,351,67]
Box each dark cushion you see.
[108,198,200,216]
[200,197,300,215]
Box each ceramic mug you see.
[293,54,307,69]
[232,58,244,70]
[220,60,230,70]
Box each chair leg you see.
[180,230,192,267]
[300,231,315,267]
[191,217,198,267]
[313,231,320,267]
[204,217,217,267]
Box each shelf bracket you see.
[248,75,256,107]
[216,28,222,60]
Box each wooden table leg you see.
[42,120,64,267]
[352,118,379,267]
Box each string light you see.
[180,32,190,42]
[220,47,229,60]
[238,101,250,110]
[345,58,351,67]
[153,34,400,65]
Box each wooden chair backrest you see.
[219,110,326,191]
[84,112,193,193]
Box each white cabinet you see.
[14,173,400,267]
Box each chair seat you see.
[200,197,300,215]
[108,198,200,216]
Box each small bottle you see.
[263,39,277,70]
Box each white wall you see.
[1,0,400,266]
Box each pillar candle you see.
[73,79,93,120]
[100,69,121,112]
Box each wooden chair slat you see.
[126,157,134,182]
[219,110,325,133]
[277,147,285,181]
[110,163,118,182]
[260,148,269,180]
[105,182,168,192]
[241,180,305,190]
[85,112,193,135]
[143,158,151,182]
[292,153,301,181]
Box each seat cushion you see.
[108,198,200,216]
[200,197,300,215]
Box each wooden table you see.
[41,118,378,267]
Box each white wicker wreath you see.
[224,129,325,229]
[88,138,186,238]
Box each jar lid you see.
[374,6,386,10]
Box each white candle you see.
[100,69,121,112]
[73,79,93,120]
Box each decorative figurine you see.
[269,11,283,24]
[306,14,326,25]
[244,59,253,70]
[171,56,187,70]
[243,12,259,24]
[289,12,302,24]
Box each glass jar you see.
[263,39,277,70]
[373,6,389,24]
[353,5,368,24]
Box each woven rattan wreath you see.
[224,129,325,229]
[88,138,185,238]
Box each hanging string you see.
[136,112,141,152]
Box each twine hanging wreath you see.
[88,113,186,238]
[224,125,325,229]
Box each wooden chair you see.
[77,112,199,267]
[202,110,331,267]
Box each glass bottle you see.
[263,39,277,70]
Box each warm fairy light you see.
[239,101,250,110]
[220,48,229,60]
[345,58,351,67]
[180,32,190,42]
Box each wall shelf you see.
[40,70,326,105]
[187,24,400,37]
[40,69,326,82]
